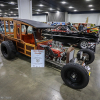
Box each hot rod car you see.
[0,17,95,89]
[44,25,99,49]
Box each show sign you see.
[31,50,45,67]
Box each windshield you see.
[54,25,78,32]
[54,25,62,30]
[67,26,78,32]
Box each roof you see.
[14,18,54,29]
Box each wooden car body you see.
[0,17,53,57]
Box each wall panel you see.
[68,13,100,25]
[48,12,65,22]
[32,15,46,22]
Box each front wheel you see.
[61,63,89,89]
[77,49,95,65]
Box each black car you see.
[43,25,99,49]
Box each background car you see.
[43,25,99,49]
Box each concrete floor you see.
[0,44,100,100]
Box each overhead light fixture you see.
[16,8,18,9]
[0,4,4,6]
[86,0,91,1]
[36,12,39,14]
[61,1,67,4]
[5,12,7,14]
[10,11,13,13]
[8,2,16,5]
[57,11,60,14]
[39,4,44,7]
[57,11,60,13]
[74,10,77,11]
[36,9,41,11]
[45,12,48,13]
[14,14,16,15]
[69,6,74,9]
[88,5,93,7]
[90,9,94,10]
[50,8,53,10]
[0,10,2,12]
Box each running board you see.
[45,59,65,69]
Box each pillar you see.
[68,14,71,23]
[17,0,32,19]
[97,14,100,25]
[46,15,48,22]
[65,12,68,23]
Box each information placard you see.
[31,50,45,67]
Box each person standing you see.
[79,23,83,31]
[51,22,54,26]
[83,24,87,32]
[67,22,71,25]
[72,23,76,28]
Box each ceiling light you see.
[90,9,94,10]
[0,4,4,6]
[69,6,74,9]
[36,9,41,11]
[86,0,91,1]
[36,12,39,14]
[61,1,67,4]
[16,8,18,9]
[11,2,15,4]
[39,4,44,7]
[0,10,2,12]
[88,5,93,7]
[57,11,60,14]
[10,11,13,13]
[45,12,48,13]
[8,2,16,5]
[5,12,7,14]
[74,10,77,11]
[9,14,11,15]
[50,8,53,10]
[14,14,16,15]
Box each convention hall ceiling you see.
[0,0,100,16]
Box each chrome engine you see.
[47,41,69,64]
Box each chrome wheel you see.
[80,41,88,49]
[83,53,89,61]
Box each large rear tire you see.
[61,63,89,89]
[1,41,16,60]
